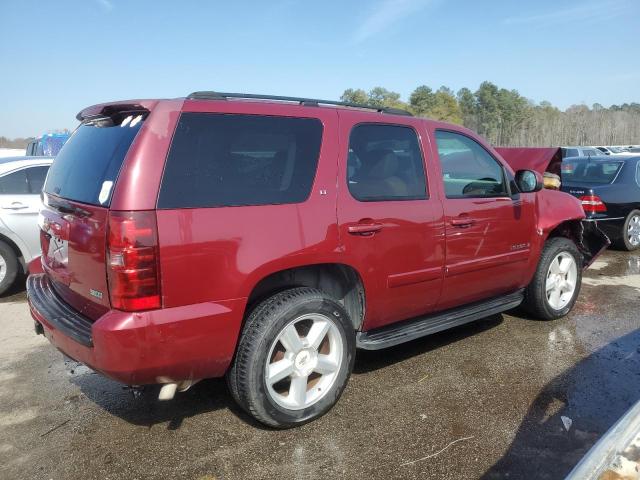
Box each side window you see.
[158,113,323,209]
[434,130,508,199]
[26,166,50,194]
[347,124,427,202]
[0,170,29,194]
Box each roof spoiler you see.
[76,101,156,122]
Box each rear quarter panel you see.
[155,102,342,308]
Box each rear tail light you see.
[107,211,161,311]
[579,195,607,214]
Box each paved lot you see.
[1,250,639,480]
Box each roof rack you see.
[186,91,413,116]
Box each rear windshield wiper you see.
[45,195,91,218]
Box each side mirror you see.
[515,169,543,193]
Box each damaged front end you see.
[554,220,611,268]
[579,221,611,267]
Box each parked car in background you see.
[595,146,632,155]
[561,155,640,250]
[561,146,603,158]
[0,156,52,294]
[25,133,70,157]
[27,92,607,428]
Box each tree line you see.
[0,136,33,149]
[341,82,640,147]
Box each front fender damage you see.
[553,220,610,268]
[536,189,610,268]
[578,221,610,268]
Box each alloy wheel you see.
[265,313,343,410]
[627,215,640,246]
[0,254,6,284]
[546,252,578,310]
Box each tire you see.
[227,287,355,428]
[616,210,640,251]
[522,237,583,320]
[0,240,19,296]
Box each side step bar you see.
[356,290,524,350]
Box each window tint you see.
[45,115,144,206]
[0,169,29,194]
[347,124,427,202]
[27,166,49,194]
[435,130,508,198]
[158,113,323,209]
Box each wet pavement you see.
[1,250,639,480]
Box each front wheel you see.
[227,287,355,428]
[522,237,582,320]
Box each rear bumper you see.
[27,274,246,385]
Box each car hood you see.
[495,147,562,175]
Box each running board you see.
[356,290,524,350]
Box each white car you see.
[595,146,638,156]
[0,156,53,294]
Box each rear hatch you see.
[40,109,146,320]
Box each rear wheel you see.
[617,210,640,251]
[522,237,582,320]
[227,287,355,428]
[0,240,19,296]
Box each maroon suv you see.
[27,92,608,428]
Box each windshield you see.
[561,160,623,184]
[44,115,144,206]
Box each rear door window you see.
[44,115,144,206]
[0,169,29,194]
[346,124,427,201]
[158,113,323,209]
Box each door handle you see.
[347,222,383,235]
[1,202,28,210]
[451,217,475,228]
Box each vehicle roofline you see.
[75,96,470,129]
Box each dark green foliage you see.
[341,83,640,146]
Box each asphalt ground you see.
[1,249,639,479]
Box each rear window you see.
[158,113,323,209]
[561,161,622,184]
[44,115,144,206]
[564,148,579,158]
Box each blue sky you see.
[1,0,638,137]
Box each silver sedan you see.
[0,156,53,294]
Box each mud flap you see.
[578,221,610,268]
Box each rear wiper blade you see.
[46,196,91,217]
